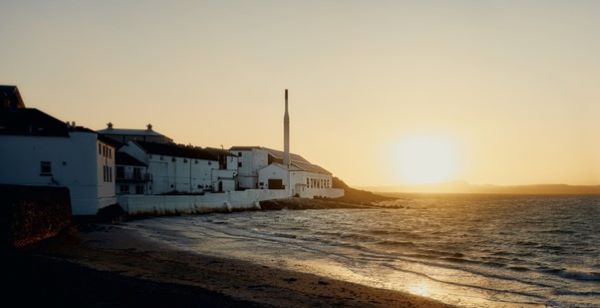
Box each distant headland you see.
[362,181,600,195]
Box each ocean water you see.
[129,195,600,307]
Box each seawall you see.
[118,188,344,216]
[0,184,72,247]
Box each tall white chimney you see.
[283,89,290,168]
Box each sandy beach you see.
[4,222,453,308]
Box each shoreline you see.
[7,221,453,308]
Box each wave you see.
[552,270,600,282]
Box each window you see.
[238,162,242,168]
[120,185,129,194]
[172,158,176,162]
[133,168,142,180]
[135,185,144,194]
[98,144,102,155]
[40,161,52,176]
[116,166,125,179]
[103,165,112,182]
[238,152,242,156]
[184,159,188,163]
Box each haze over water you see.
[130,195,600,307]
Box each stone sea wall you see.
[0,184,72,247]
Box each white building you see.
[232,146,335,196]
[115,151,150,195]
[0,92,117,215]
[231,89,341,198]
[119,141,238,194]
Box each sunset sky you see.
[2,1,600,186]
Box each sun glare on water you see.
[393,136,459,184]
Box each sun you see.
[392,136,458,184]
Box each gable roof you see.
[116,152,147,167]
[0,108,69,137]
[230,146,331,175]
[134,141,219,161]
[0,85,25,110]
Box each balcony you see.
[116,173,152,183]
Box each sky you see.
[2,0,600,187]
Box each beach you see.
[4,223,451,308]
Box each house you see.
[0,87,117,215]
[119,141,238,194]
[115,151,150,195]
[232,146,333,196]
[97,123,173,144]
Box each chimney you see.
[147,123,153,131]
[283,89,290,168]
[107,122,113,129]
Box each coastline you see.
[6,221,453,308]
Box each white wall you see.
[234,148,269,189]
[121,142,233,194]
[258,164,289,190]
[289,170,332,196]
[146,156,218,194]
[212,169,236,192]
[116,165,148,195]
[119,189,290,215]
[0,133,116,215]
[91,133,116,209]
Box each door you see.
[268,179,284,189]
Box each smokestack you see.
[283,89,290,168]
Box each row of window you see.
[116,166,143,179]
[307,177,330,189]
[99,143,112,159]
[103,165,113,182]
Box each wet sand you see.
[5,224,453,307]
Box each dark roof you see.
[230,146,331,175]
[0,108,69,137]
[134,141,219,161]
[0,85,25,110]
[116,152,147,167]
[205,147,238,157]
[97,128,168,137]
[0,108,119,149]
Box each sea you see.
[129,195,600,307]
